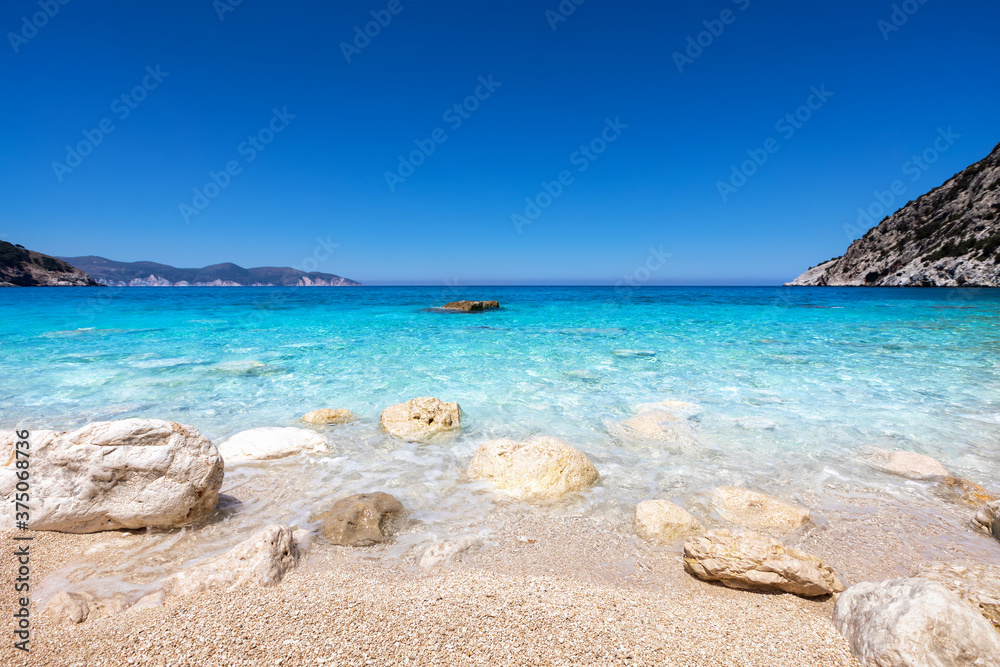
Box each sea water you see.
[3,286,999,590]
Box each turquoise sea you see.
[4,286,1000,588]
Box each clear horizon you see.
[3,1,998,285]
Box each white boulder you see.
[218,427,328,462]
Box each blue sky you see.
[1,0,998,285]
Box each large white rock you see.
[218,427,328,462]
[468,436,599,501]
[161,524,308,597]
[0,419,223,533]
[633,500,705,544]
[710,486,810,533]
[683,530,843,597]
[874,450,950,480]
[833,578,1000,667]
[912,563,1000,631]
[380,397,462,441]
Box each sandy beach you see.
[8,486,998,667]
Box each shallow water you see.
[4,286,1000,593]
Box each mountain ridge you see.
[61,255,362,287]
[0,242,100,286]
[786,142,1000,287]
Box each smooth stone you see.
[468,436,599,501]
[911,562,1000,631]
[611,410,693,443]
[833,578,1000,667]
[380,397,461,442]
[683,529,843,597]
[301,408,355,425]
[218,427,328,462]
[0,419,223,533]
[418,535,483,569]
[441,300,500,312]
[710,487,810,532]
[315,492,404,546]
[882,450,949,480]
[162,524,307,597]
[634,500,705,544]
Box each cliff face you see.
[0,242,100,286]
[59,256,362,287]
[787,142,1000,287]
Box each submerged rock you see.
[315,492,404,546]
[468,436,599,501]
[710,487,810,533]
[634,500,704,544]
[877,450,949,480]
[162,524,308,597]
[0,419,223,533]
[911,563,1000,631]
[683,530,843,597]
[634,400,702,415]
[833,578,1000,667]
[301,408,356,425]
[441,300,500,312]
[611,410,694,443]
[218,427,329,462]
[380,397,461,441]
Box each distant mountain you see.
[60,256,362,287]
[0,242,100,286]
[787,142,1000,287]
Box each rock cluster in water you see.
[441,300,500,312]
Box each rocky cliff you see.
[787,142,1000,287]
[0,242,100,286]
[60,256,362,287]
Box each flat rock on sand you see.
[0,419,223,533]
[611,410,694,443]
[380,397,462,441]
[710,486,811,532]
[876,450,950,480]
[683,529,844,597]
[634,499,705,544]
[468,436,599,501]
[833,578,1000,667]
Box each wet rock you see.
[833,578,1000,667]
[683,530,843,597]
[610,410,694,443]
[380,397,461,441]
[710,487,810,533]
[936,476,999,507]
[974,500,1000,538]
[911,563,1000,631]
[468,436,599,501]
[634,400,702,415]
[418,535,484,569]
[633,500,705,544]
[0,419,223,533]
[878,450,949,480]
[315,492,404,546]
[441,300,500,312]
[162,524,307,597]
[218,427,329,462]
[41,591,131,625]
[301,408,356,425]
